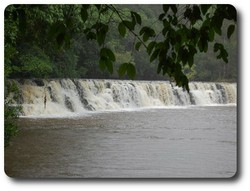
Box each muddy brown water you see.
[5,106,237,178]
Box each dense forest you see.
[5,4,237,82]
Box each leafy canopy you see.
[69,4,237,91]
[5,4,237,91]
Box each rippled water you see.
[5,106,237,178]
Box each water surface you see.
[5,106,237,178]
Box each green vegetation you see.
[4,4,237,145]
[4,80,21,147]
[4,103,19,147]
[5,5,237,83]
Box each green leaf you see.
[123,20,135,30]
[136,13,142,25]
[192,5,202,21]
[172,16,178,25]
[222,53,229,63]
[96,23,108,45]
[208,29,215,42]
[150,49,160,62]
[177,46,183,63]
[106,60,113,74]
[100,48,116,62]
[108,51,116,62]
[158,49,167,62]
[200,5,211,15]
[86,31,96,40]
[214,43,222,53]
[223,57,228,63]
[131,11,142,25]
[81,6,88,23]
[163,5,170,13]
[139,26,146,35]
[143,33,149,42]
[140,26,156,38]
[96,32,105,46]
[99,57,113,74]
[181,75,190,92]
[157,62,163,74]
[118,63,128,77]
[188,45,197,55]
[99,57,106,71]
[184,8,192,19]
[211,15,223,35]
[198,38,208,52]
[226,5,237,21]
[227,24,235,39]
[170,5,177,14]
[213,43,229,63]
[214,26,222,35]
[107,50,116,62]
[147,41,156,54]
[127,63,136,79]
[188,55,194,68]
[140,26,155,36]
[149,28,156,37]
[105,48,115,61]
[118,22,126,37]
[187,45,197,68]
[181,49,189,66]
[135,42,142,51]
[158,13,165,21]
[221,48,229,63]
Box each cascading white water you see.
[9,79,237,117]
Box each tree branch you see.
[108,5,148,50]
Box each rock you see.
[33,79,44,86]
[64,96,74,112]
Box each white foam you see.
[11,79,237,117]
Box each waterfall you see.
[9,79,237,117]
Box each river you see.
[5,105,237,178]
